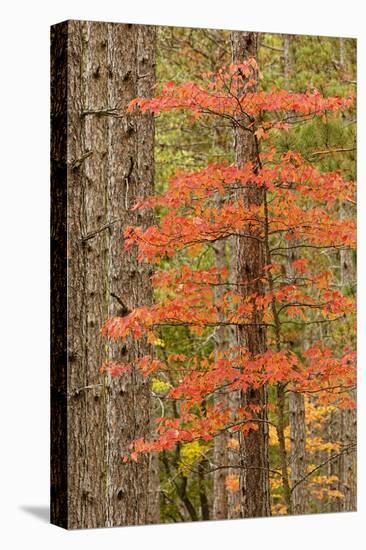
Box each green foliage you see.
[153,27,356,522]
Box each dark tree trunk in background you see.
[231,31,271,518]
[51,20,159,529]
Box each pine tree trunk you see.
[51,20,159,529]
[105,22,160,527]
[231,31,271,518]
[69,19,110,529]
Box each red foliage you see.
[101,61,356,463]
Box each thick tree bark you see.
[105,23,160,526]
[231,31,271,518]
[51,20,158,529]
[67,20,110,530]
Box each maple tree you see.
[101,53,356,517]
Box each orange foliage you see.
[100,62,356,475]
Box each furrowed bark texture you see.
[105,23,160,527]
[231,31,271,518]
[51,20,158,529]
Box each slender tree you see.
[281,33,308,515]
[329,201,356,512]
[339,229,356,511]
[231,30,271,518]
[213,238,230,519]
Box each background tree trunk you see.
[231,30,271,518]
[213,239,229,520]
[282,33,308,514]
[51,20,159,529]
[289,391,307,514]
[329,202,356,512]
[283,34,292,81]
